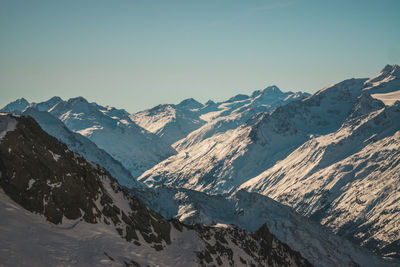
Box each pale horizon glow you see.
[1,0,399,112]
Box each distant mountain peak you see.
[16,97,29,104]
[47,96,63,102]
[177,98,203,109]
[364,64,400,89]
[227,94,249,102]
[63,97,94,113]
[68,96,89,105]
[381,64,400,76]
[263,85,282,93]
[33,96,64,112]
[251,85,283,98]
[0,97,30,113]
[205,99,216,106]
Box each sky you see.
[1,0,399,112]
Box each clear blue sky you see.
[1,0,399,112]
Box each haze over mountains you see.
[1,64,400,266]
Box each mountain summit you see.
[251,85,284,98]
[1,98,29,113]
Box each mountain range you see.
[1,96,176,179]
[0,113,312,266]
[131,86,309,147]
[1,64,399,266]
[136,64,400,259]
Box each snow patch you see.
[371,90,400,106]
[0,115,18,141]
[48,150,61,162]
[27,179,35,190]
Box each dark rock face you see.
[0,114,170,247]
[0,114,312,266]
[193,223,312,267]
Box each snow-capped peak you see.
[204,99,216,106]
[364,64,400,90]
[33,96,63,112]
[67,96,90,105]
[251,85,283,98]
[176,98,204,110]
[45,96,63,103]
[381,64,400,77]
[0,98,30,113]
[226,94,250,102]
[14,97,29,105]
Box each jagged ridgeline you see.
[0,114,311,266]
[136,65,400,261]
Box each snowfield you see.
[371,91,400,105]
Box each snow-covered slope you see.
[139,66,399,193]
[132,87,309,148]
[366,64,400,105]
[138,78,366,193]
[131,186,396,267]
[363,64,400,94]
[138,65,400,259]
[0,114,311,267]
[240,95,400,259]
[0,98,29,113]
[1,96,176,178]
[131,98,207,145]
[2,65,399,263]
[173,86,309,151]
[49,97,177,177]
[372,91,400,105]
[21,107,142,188]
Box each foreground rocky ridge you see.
[0,114,311,266]
[22,106,143,188]
[131,186,396,267]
